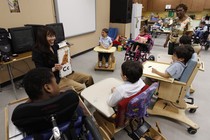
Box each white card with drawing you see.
[57,46,72,78]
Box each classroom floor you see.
[0,34,210,140]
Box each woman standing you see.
[164,4,193,55]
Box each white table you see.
[143,61,174,83]
[81,78,123,117]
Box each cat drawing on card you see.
[61,50,69,65]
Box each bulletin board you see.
[54,0,96,38]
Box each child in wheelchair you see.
[107,61,145,108]
[192,21,209,49]
[152,45,193,80]
[104,61,164,140]
[125,26,154,62]
[12,68,102,140]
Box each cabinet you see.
[138,0,147,11]
[190,0,205,12]
[147,0,180,11]
[179,0,192,11]
[176,0,205,12]
[147,0,207,12]
[165,0,181,9]
[148,0,166,11]
[204,0,210,9]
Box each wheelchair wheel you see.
[189,108,196,113]
[205,44,209,51]
[148,55,155,61]
[83,116,103,140]
[187,127,197,134]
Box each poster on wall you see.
[7,0,20,13]
[57,46,72,78]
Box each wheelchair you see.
[93,82,166,140]
[11,90,103,140]
[124,39,155,62]
[192,25,210,51]
[147,53,200,134]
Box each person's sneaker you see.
[105,62,109,68]
[98,61,102,67]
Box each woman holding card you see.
[32,26,94,93]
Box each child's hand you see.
[152,68,158,74]
[111,87,116,93]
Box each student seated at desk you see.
[107,60,145,107]
[102,61,163,140]
[152,45,193,80]
[98,28,113,68]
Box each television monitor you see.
[24,24,44,42]
[46,23,65,43]
[8,26,35,54]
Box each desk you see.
[152,29,170,38]
[5,98,28,140]
[0,52,32,99]
[143,61,174,83]
[93,46,116,71]
[81,78,123,118]
[147,20,156,25]
[157,53,172,64]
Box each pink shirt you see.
[134,34,151,42]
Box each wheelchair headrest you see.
[126,82,159,118]
[12,90,79,134]
[179,53,198,83]
[108,28,118,41]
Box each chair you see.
[94,82,166,140]
[11,90,103,140]
[147,53,200,134]
[108,28,118,41]
[93,46,116,71]
[124,39,155,62]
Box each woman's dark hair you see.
[35,26,56,51]
[102,28,109,34]
[23,68,54,100]
[179,35,192,45]
[121,60,143,83]
[33,26,57,65]
[176,3,188,12]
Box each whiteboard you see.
[54,0,96,37]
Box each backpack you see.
[0,28,9,45]
[0,28,11,62]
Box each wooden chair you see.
[94,46,116,71]
[148,53,200,134]
[156,53,204,94]
[94,82,166,140]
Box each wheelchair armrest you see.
[173,80,186,86]
[198,61,205,71]
[157,81,188,108]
